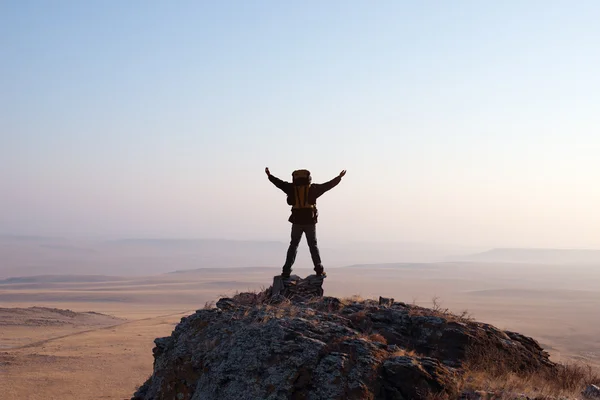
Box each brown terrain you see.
[1,262,599,399]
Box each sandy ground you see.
[0,307,125,351]
[1,263,599,399]
[0,307,193,400]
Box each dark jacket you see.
[268,174,341,225]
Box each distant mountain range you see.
[0,275,127,285]
[455,248,600,264]
[342,262,440,269]
[0,236,466,278]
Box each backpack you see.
[288,169,315,210]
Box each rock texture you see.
[584,384,600,399]
[132,286,557,400]
[271,274,325,301]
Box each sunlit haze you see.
[2,1,599,248]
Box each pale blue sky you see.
[1,1,599,247]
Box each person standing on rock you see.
[265,167,346,279]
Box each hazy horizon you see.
[2,232,600,252]
[3,1,600,249]
[2,234,600,281]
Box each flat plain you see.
[1,263,599,399]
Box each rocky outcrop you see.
[270,274,325,301]
[132,283,557,400]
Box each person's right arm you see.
[265,167,291,193]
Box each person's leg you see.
[304,224,324,275]
[282,224,303,278]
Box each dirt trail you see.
[12,310,193,351]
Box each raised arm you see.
[265,167,291,194]
[314,170,346,198]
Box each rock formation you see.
[270,274,325,301]
[132,275,568,400]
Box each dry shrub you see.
[348,310,368,322]
[407,296,473,324]
[368,333,388,345]
[341,295,364,305]
[231,288,270,306]
[348,310,375,333]
[430,296,474,322]
[391,348,417,358]
[552,362,600,392]
[461,344,600,398]
[322,335,359,358]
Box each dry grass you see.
[368,333,388,345]
[460,345,600,398]
[407,296,474,324]
[230,288,269,306]
[430,296,473,322]
[340,295,365,305]
[391,348,418,358]
[460,365,600,399]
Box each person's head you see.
[292,169,311,185]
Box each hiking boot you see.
[314,266,326,277]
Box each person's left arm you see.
[313,170,346,197]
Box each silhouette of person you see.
[265,167,346,278]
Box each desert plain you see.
[1,238,599,399]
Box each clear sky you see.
[1,0,599,248]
